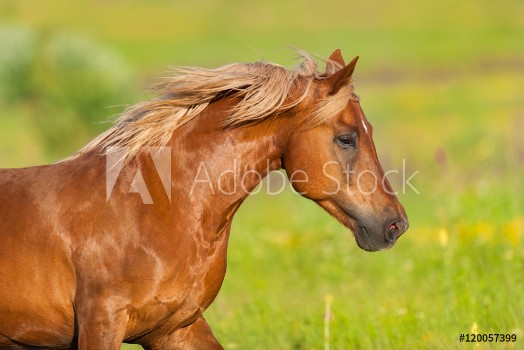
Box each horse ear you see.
[329,55,359,95]
[328,49,345,66]
[326,49,345,74]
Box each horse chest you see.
[149,233,229,310]
[125,241,227,335]
[182,238,228,306]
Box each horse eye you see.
[336,134,357,149]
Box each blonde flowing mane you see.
[76,50,358,161]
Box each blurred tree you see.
[0,26,138,160]
[37,34,137,157]
[0,25,37,103]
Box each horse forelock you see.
[72,50,358,162]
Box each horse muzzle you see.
[354,216,409,252]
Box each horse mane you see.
[73,50,358,162]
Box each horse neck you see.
[167,98,291,235]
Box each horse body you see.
[0,97,283,348]
[0,50,408,349]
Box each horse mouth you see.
[355,225,380,252]
[316,199,380,252]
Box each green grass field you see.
[0,0,523,348]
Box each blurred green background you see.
[0,0,523,349]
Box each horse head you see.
[282,49,409,251]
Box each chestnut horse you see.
[0,49,407,349]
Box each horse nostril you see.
[385,220,402,242]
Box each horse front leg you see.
[140,316,223,350]
[75,297,129,350]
